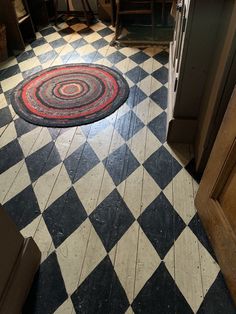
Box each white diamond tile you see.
[66,127,86,157]
[0,160,24,203]
[134,227,161,298]
[19,57,41,72]
[33,43,53,56]
[85,32,102,43]
[74,162,115,215]
[77,44,96,56]
[88,126,124,161]
[4,161,31,203]
[54,299,75,314]
[34,217,54,262]
[0,94,7,109]
[166,227,204,313]
[47,164,71,208]
[57,219,91,295]
[20,215,41,238]
[18,127,42,157]
[199,241,220,297]
[0,122,17,149]
[172,168,196,224]
[127,127,161,164]
[110,222,139,303]
[33,163,62,212]
[139,76,154,96]
[55,128,76,160]
[79,224,107,285]
[30,128,52,155]
[45,32,61,43]
[117,166,160,219]
[1,73,23,92]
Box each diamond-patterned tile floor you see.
[0,18,235,314]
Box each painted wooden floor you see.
[0,17,235,314]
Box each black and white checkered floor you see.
[0,18,235,314]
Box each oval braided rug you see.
[11,64,129,127]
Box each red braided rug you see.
[11,64,129,127]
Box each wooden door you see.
[195,86,236,304]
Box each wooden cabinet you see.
[0,0,35,54]
[167,0,226,143]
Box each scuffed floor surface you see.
[0,18,235,314]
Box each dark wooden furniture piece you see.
[111,0,173,45]
[113,0,155,44]
[27,0,55,29]
[0,0,35,54]
[98,0,116,27]
[0,204,41,313]
[54,0,94,26]
[195,85,236,305]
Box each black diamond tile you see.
[4,185,41,230]
[38,50,57,64]
[91,38,108,49]
[107,51,126,64]
[58,27,74,36]
[82,51,103,63]
[23,252,68,314]
[188,213,216,260]
[66,17,81,26]
[70,38,87,49]
[125,66,149,84]
[114,110,145,141]
[43,187,87,248]
[0,106,12,128]
[40,26,56,36]
[0,139,24,174]
[90,189,135,251]
[17,49,36,63]
[153,50,169,65]
[14,118,37,137]
[31,37,47,48]
[152,66,168,84]
[138,192,185,258]
[150,86,168,109]
[50,38,67,49]
[97,27,114,37]
[143,146,182,189]
[71,256,129,314]
[47,128,61,141]
[197,272,236,314]
[25,142,61,182]
[129,51,150,64]
[132,262,193,314]
[148,111,167,143]
[0,64,20,80]
[79,27,94,36]
[23,65,43,79]
[64,142,100,183]
[103,143,140,186]
[4,89,13,105]
[127,85,147,108]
